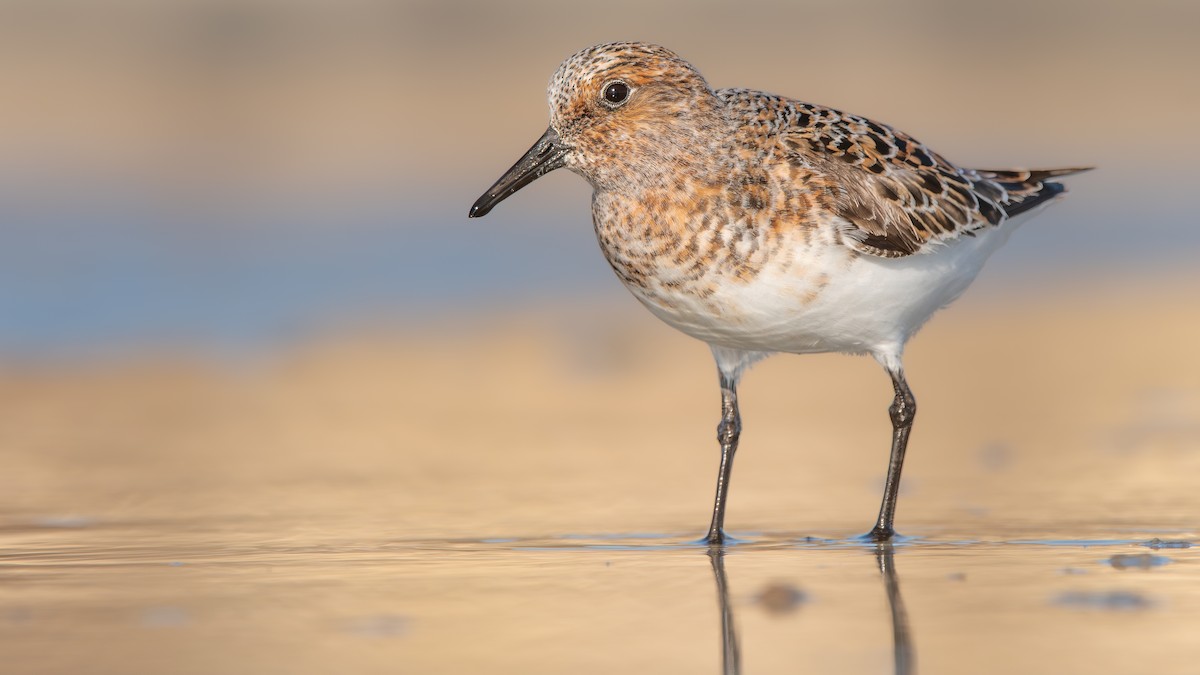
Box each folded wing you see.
[722,89,1090,258]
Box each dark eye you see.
[603,81,630,105]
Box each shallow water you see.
[3,518,1198,675]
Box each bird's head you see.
[469,42,718,218]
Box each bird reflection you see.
[707,543,915,675]
[708,548,742,674]
[876,544,915,675]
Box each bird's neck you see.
[596,111,737,195]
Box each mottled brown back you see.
[717,88,1090,258]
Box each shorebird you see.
[469,42,1087,544]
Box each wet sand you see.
[2,278,1199,674]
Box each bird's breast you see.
[590,188,856,349]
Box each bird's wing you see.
[718,89,1089,258]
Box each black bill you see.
[469,127,569,218]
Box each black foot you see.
[860,526,895,543]
[704,529,725,547]
[692,529,748,548]
[852,528,918,546]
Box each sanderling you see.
[469,42,1088,544]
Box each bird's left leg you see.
[869,360,917,541]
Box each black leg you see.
[869,368,916,541]
[705,374,741,545]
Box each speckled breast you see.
[590,187,856,351]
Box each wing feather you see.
[717,89,1090,258]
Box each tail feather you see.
[970,166,1092,220]
[975,167,1093,183]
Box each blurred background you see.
[9,0,1200,542]
[4,0,1200,564]
[1,0,1197,359]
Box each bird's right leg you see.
[704,372,741,546]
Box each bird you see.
[468,41,1088,545]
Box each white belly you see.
[625,225,1014,357]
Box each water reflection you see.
[708,543,914,675]
[707,548,741,675]
[876,545,915,675]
